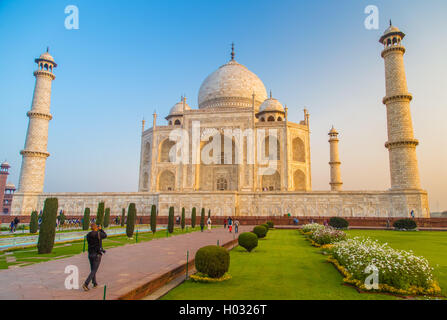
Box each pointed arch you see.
[158,170,175,191]
[293,169,306,191]
[292,137,305,162]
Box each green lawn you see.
[0,226,203,269]
[161,229,400,300]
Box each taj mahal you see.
[11,23,430,218]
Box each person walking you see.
[234,219,239,234]
[82,223,107,291]
[228,217,233,233]
[207,216,212,232]
[410,210,415,219]
[13,217,19,232]
[223,218,227,229]
[9,220,14,233]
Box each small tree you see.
[121,208,125,227]
[181,207,186,231]
[126,203,136,238]
[96,201,105,227]
[37,198,58,254]
[168,207,174,234]
[150,205,157,234]
[200,208,205,232]
[191,207,197,228]
[104,208,110,228]
[82,208,90,230]
[208,209,211,219]
[29,210,38,234]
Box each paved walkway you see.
[0,226,249,300]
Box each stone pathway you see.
[0,226,249,300]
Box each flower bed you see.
[329,237,441,296]
[309,227,347,245]
[301,223,324,233]
[190,272,232,283]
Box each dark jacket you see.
[86,229,107,255]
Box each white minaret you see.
[380,22,421,190]
[328,126,342,191]
[18,49,57,194]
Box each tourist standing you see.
[223,218,227,229]
[207,217,212,232]
[13,217,19,232]
[234,220,239,234]
[228,217,233,233]
[82,223,107,291]
[410,210,415,219]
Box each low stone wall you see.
[10,189,430,218]
[3,215,447,228]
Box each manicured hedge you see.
[96,202,105,226]
[29,211,38,234]
[82,208,90,230]
[253,225,268,238]
[393,218,417,230]
[238,232,258,252]
[200,208,205,231]
[329,217,349,229]
[37,198,58,254]
[195,245,230,278]
[181,207,185,230]
[168,207,174,233]
[191,207,196,228]
[150,205,157,233]
[103,208,110,228]
[126,203,136,238]
[266,221,274,229]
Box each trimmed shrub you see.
[200,208,205,231]
[126,203,136,238]
[253,225,268,238]
[150,205,157,233]
[181,207,185,230]
[393,218,417,230]
[96,202,105,226]
[37,198,58,254]
[121,208,125,227]
[329,217,349,229]
[261,223,269,231]
[29,211,38,234]
[168,207,174,233]
[195,245,230,278]
[191,207,196,228]
[238,232,258,252]
[104,208,110,228]
[266,221,274,229]
[82,208,90,230]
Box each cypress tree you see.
[37,198,58,254]
[82,208,90,230]
[96,201,105,226]
[181,207,185,231]
[150,204,157,234]
[200,208,205,232]
[191,207,196,228]
[121,208,125,227]
[59,211,66,227]
[168,207,174,233]
[29,210,38,234]
[208,209,211,219]
[104,208,110,228]
[126,203,136,238]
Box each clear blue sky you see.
[1,0,446,211]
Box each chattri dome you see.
[259,97,284,113]
[198,59,268,109]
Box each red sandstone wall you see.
[2,215,447,228]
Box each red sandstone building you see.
[0,161,15,214]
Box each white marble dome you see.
[259,97,284,113]
[39,52,55,62]
[169,100,191,115]
[198,60,267,109]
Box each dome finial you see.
[231,42,235,61]
[269,90,272,99]
[46,46,49,53]
[389,19,392,27]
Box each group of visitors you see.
[9,217,20,233]
[223,217,239,233]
